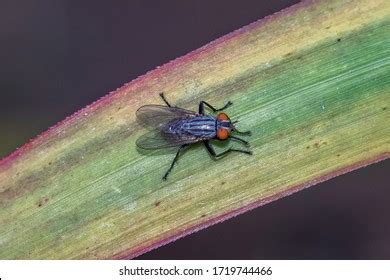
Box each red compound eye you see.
[217,128,230,140]
[217,112,230,121]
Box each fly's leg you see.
[203,141,252,159]
[233,129,252,136]
[229,135,250,146]
[198,100,233,114]
[163,144,189,180]
[232,121,252,136]
[159,92,172,107]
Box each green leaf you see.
[0,0,389,259]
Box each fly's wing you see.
[136,105,197,129]
[136,129,198,149]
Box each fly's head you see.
[216,112,251,140]
[216,112,232,140]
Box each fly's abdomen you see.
[165,116,216,140]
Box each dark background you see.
[0,1,388,259]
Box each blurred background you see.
[0,0,388,259]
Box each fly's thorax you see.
[165,116,217,139]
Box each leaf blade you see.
[0,0,389,259]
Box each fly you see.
[136,93,252,180]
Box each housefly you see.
[136,93,252,180]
